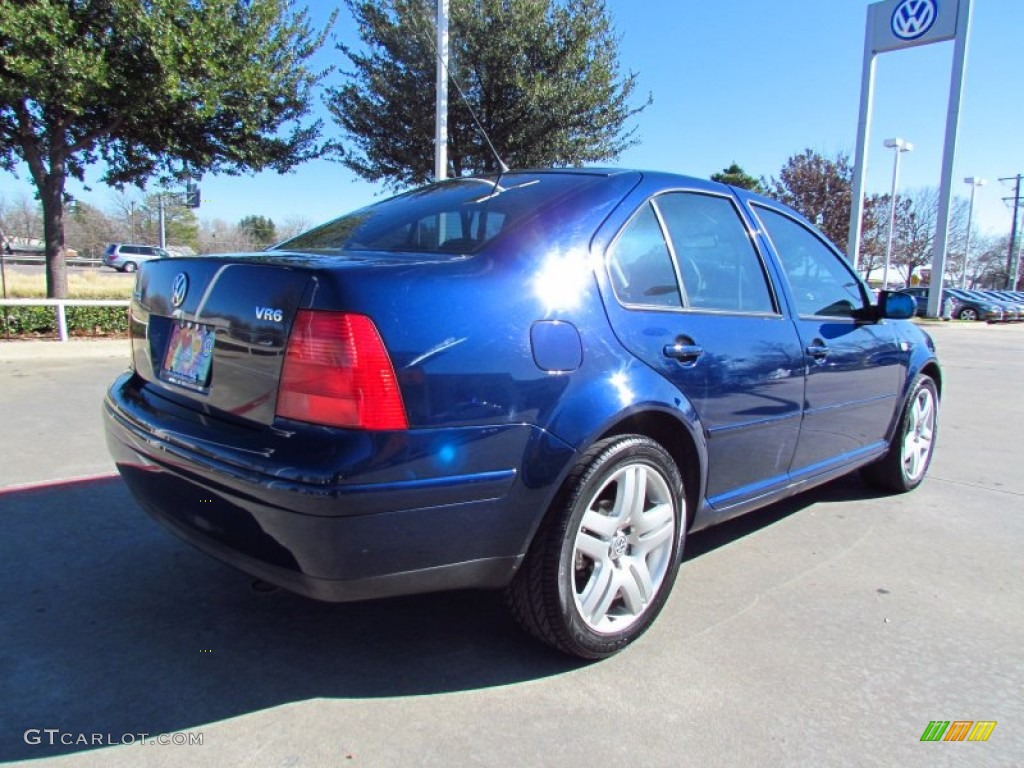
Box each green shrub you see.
[0,305,129,336]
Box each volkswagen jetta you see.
[104,169,939,658]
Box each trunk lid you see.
[131,257,315,425]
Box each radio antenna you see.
[422,20,509,175]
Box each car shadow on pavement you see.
[684,473,886,561]
[0,473,882,760]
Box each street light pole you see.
[434,0,449,182]
[882,137,913,291]
[961,177,985,288]
[158,194,166,249]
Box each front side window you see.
[754,206,867,318]
[607,203,682,309]
[654,192,775,314]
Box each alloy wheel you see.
[902,385,936,482]
[570,462,676,633]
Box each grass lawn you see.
[2,271,133,299]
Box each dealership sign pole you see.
[847,0,973,316]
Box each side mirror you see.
[877,291,916,320]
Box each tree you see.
[64,200,118,260]
[887,188,968,288]
[239,215,278,248]
[329,0,649,189]
[711,163,763,193]
[0,0,334,297]
[199,219,254,254]
[279,215,314,241]
[857,193,892,283]
[0,193,43,243]
[145,196,200,251]
[109,190,146,244]
[972,233,1012,289]
[765,150,853,251]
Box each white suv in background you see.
[102,243,171,273]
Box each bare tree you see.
[278,215,314,242]
[108,190,148,244]
[198,219,256,254]
[971,233,1011,289]
[64,201,119,260]
[889,187,969,287]
[0,194,43,243]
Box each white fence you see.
[0,299,130,342]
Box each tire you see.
[862,375,938,492]
[957,307,978,321]
[122,262,137,273]
[506,435,685,659]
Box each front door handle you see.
[805,341,829,362]
[664,343,704,363]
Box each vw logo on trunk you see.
[171,273,189,307]
[891,0,937,41]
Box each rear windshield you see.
[273,173,601,256]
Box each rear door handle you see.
[663,343,704,363]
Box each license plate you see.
[161,322,215,392]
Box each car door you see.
[748,202,903,479]
[600,188,806,511]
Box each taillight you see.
[277,311,408,430]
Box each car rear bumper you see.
[104,372,575,602]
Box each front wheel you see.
[506,435,685,659]
[957,307,978,321]
[862,375,938,492]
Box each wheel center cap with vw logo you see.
[610,534,628,559]
[171,273,189,307]
[891,0,937,41]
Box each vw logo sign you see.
[171,272,189,307]
[891,0,937,41]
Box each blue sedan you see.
[104,169,939,658]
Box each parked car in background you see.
[897,286,961,318]
[102,243,171,273]
[944,288,1005,322]
[104,169,939,659]
[965,290,1021,322]
[983,291,1024,319]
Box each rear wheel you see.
[957,307,978,321]
[506,435,685,659]
[862,375,938,492]
[122,262,137,273]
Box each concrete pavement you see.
[0,323,1021,767]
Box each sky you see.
[1,0,1021,241]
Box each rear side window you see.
[607,203,682,309]
[754,206,867,318]
[654,193,775,314]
